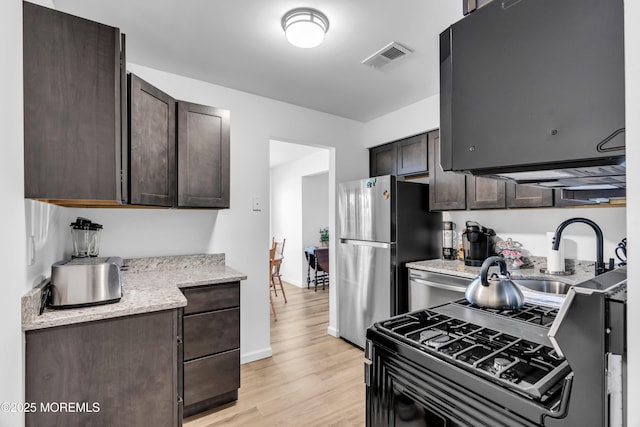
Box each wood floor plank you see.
[184,282,366,426]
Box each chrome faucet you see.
[552,217,611,276]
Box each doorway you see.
[268,139,331,326]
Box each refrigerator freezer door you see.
[338,239,395,348]
[338,175,393,243]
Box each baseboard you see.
[281,276,303,287]
[241,347,272,364]
[327,325,339,338]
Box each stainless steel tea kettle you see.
[465,256,524,310]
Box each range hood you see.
[440,0,626,199]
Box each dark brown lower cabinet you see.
[181,282,240,418]
[25,310,181,427]
[183,350,240,415]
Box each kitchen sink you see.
[513,279,572,295]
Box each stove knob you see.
[493,357,511,372]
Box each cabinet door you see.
[184,349,240,409]
[26,311,179,427]
[129,74,177,206]
[506,183,554,208]
[177,101,230,208]
[183,308,240,361]
[466,176,506,209]
[428,132,467,211]
[183,282,240,315]
[396,133,428,176]
[23,3,123,202]
[369,143,397,177]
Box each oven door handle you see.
[410,277,467,294]
[543,373,573,421]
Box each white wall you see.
[270,150,329,286]
[63,63,364,364]
[446,208,626,263]
[1,1,27,425]
[624,1,639,424]
[302,172,330,285]
[362,94,440,148]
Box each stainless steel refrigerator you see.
[337,175,442,348]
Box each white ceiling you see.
[52,0,462,122]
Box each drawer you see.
[184,349,240,406]
[184,308,239,361]
[182,282,239,315]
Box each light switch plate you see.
[252,196,261,211]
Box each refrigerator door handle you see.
[339,238,393,249]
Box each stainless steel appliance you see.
[442,221,457,260]
[409,269,469,311]
[70,217,103,258]
[465,256,524,310]
[366,267,627,426]
[48,257,123,309]
[337,175,441,348]
[439,0,625,198]
[462,220,495,266]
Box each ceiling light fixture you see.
[281,8,329,49]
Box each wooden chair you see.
[269,247,278,321]
[270,238,287,302]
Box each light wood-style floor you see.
[184,281,366,427]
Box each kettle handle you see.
[480,256,509,287]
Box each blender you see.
[442,221,457,260]
[70,217,102,258]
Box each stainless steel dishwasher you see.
[408,269,471,311]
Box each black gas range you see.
[365,268,627,427]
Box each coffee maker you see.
[462,221,496,266]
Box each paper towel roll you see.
[546,232,565,273]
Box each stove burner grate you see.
[377,305,570,401]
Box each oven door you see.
[367,342,540,427]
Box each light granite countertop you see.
[22,254,247,331]
[406,256,596,285]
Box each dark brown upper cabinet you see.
[369,133,428,178]
[369,143,397,177]
[428,132,467,211]
[129,77,230,209]
[396,133,428,176]
[466,176,506,209]
[506,183,554,208]
[177,102,230,208]
[23,2,126,205]
[428,129,555,211]
[128,74,176,207]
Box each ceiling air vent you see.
[361,42,413,69]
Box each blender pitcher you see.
[70,218,102,258]
[88,222,103,257]
[70,217,91,258]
